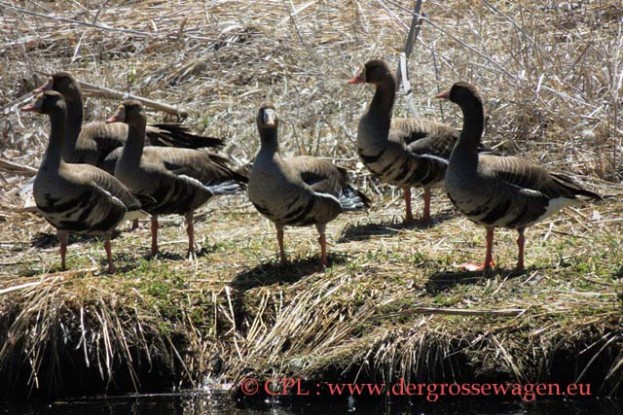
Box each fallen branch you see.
[0,158,37,177]
[34,71,189,119]
[0,281,43,296]
[79,81,189,119]
[410,307,525,316]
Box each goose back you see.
[249,105,368,228]
[353,60,459,191]
[442,82,601,230]
[35,163,141,233]
[36,72,224,173]
[108,100,245,217]
[114,147,244,215]
[448,154,601,229]
[27,91,141,236]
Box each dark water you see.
[1,392,621,415]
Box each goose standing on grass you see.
[436,82,602,271]
[348,59,463,225]
[22,91,143,273]
[106,100,247,260]
[248,103,370,267]
[34,72,225,174]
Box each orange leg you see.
[516,228,525,271]
[318,233,328,267]
[422,188,432,225]
[58,230,68,270]
[186,212,196,260]
[276,225,287,265]
[460,228,495,272]
[150,216,159,257]
[104,234,114,273]
[402,185,414,223]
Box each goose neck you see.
[450,96,485,168]
[42,107,67,171]
[121,119,147,164]
[368,77,396,120]
[259,127,280,155]
[63,93,83,156]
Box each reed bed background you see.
[0,0,622,401]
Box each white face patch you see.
[263,108,276,126]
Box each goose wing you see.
[480,154,600,200]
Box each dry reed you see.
[0,0,622,400]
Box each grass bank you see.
[0,0,622,401]
[0,193,621,399]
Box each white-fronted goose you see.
[106,100,247,259]
[34,72,225,174]
[348,59,463,224]
[22,91,143,273]
[437,82,602,271]
[248,103,370,267]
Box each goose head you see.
[435,82,482,106]
[348,59,393,86]
[34,72,81,104]
[106,100,145,126]
[21,90,66,115]
[257,102,278,130]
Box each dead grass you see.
[0,0,622,401]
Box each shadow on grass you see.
[230,253,348,290]
[425,266,529,294]
[136,243,219,262]
[100,252,147,274]
[338,208,456,243]
[31,231,122,249]
[142,250,192,261]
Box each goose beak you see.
[106,106,125,123]
[263,108,276,127]
[348,74,364,84]
[33,79,53,95]
[20,102,38,112]
[21,94,42,113]
[435,90,450,100]
[106,105,125,124]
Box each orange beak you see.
[106,106,125,123]
[20,102,38,112]
[33,79,53,95]
[435,90,450,100]
[347,74,364,84]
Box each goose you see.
[436,82,602,271]
[22,91,143,273]
[248,103,370,267]
[106,100,247,259]
[34,72,225,174]
[348,59,464,225]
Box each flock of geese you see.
[20,59,602,274]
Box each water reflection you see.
[1,391,621,415]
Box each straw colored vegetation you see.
[1,0,622,400]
